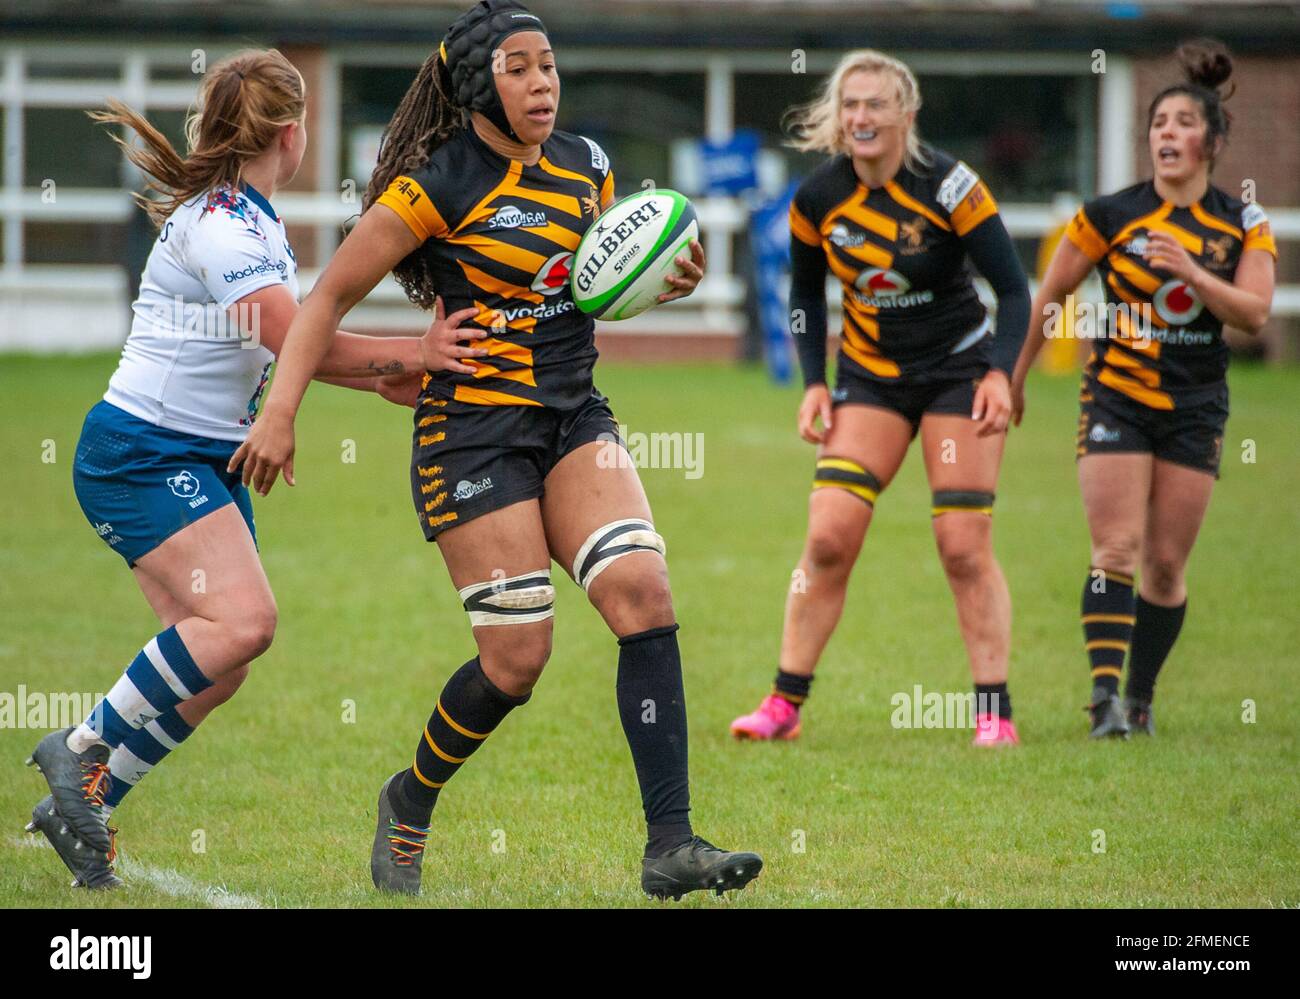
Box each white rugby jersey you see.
[104,183,297,441]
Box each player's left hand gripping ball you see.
[570,189,701,320]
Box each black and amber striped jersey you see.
[1065,181,1277,410]
[789,146,1028,386]
[377,125,615,409]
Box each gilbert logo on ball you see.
[570,190,699,320]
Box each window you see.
[738,69,1096,202]
[734,70,827,182]
[918,74,1096,202]
[25,108,123,189]
[554,70,706,195]
[25,221,129,265]
[339,63,425,186]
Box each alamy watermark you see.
[1,686,105,729]
[597,425,704,480]
[141,294,263,349]
[890,685,1001,730]
[1044,295,1216,350]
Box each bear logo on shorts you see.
[167,470,202,499]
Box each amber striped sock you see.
[1081,567,1136,697]
[389,656,530,827]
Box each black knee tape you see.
[813,457,882,507]
[931,490,995,517]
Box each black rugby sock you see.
[975,682,1012,720]
[773,669,813,706]
[1126,597,1186,704]
[616,624,693,857]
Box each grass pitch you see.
[1,354,1297,907]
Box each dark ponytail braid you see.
[362,51,465,310]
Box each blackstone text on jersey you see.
[572,202,666,294]
[223,256,290,284]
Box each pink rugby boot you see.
[731,694,801,741]
[972,712,1020,747]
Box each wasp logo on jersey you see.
[1205,235,1232,266]
[899,217,928,253]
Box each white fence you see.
[2,192,1297,353]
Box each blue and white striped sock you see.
[103,709,195,812]
[70,626,212,752]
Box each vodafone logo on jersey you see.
[855,268,911,296]
[1153,279,1204,325]
[852,267,933,309]
[532,252,573,296]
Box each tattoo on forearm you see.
[357,360,405,376]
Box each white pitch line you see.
[115,856,264,909]
[10,835,264,908]
[10,834,53,850]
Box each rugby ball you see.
[570,189,699,320]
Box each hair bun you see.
[1177,38,1233,93]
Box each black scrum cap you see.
[440,1,549,141]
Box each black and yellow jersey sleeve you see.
[934,158,1000,237]
[1241,202,1278,258]
[1070,180,1276,411]
[375,126,614,409]
[1064,197,1112,264]
[786,146,1026,386]
[377,172,452,242]
[789,193,822,248]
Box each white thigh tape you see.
[571,519,666,594]
[458,570,555,627]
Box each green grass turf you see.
[1,353,1297,908]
